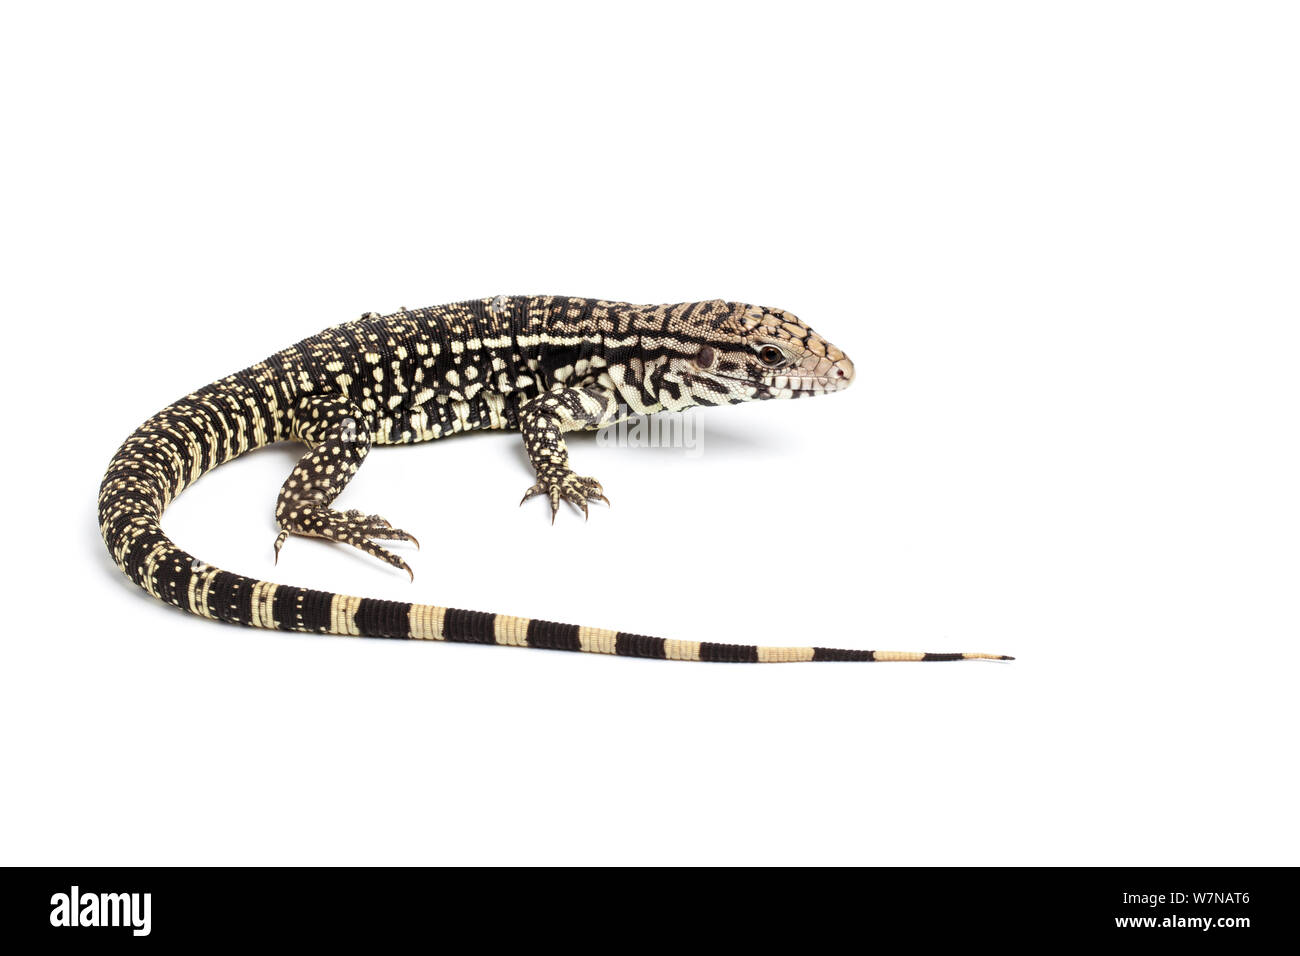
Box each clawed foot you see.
[520,467,610,523]
[275,507,421,580]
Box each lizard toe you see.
[276,506,420,578]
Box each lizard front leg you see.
[274,395,419,577]
[518,386,620,522]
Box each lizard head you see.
[679,300,855,405]
[615,299,854,413]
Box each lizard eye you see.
[695,345,715,368]
[756,345,787,368]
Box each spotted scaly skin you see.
[99,296,1012,663]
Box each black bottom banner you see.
[3,866,1288,946]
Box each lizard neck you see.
[609,299,737,415]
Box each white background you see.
[1,1,1296,865]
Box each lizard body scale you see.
[99,295,1011,663]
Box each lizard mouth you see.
[709,372,851,395]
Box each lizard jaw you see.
[710,356,856,397]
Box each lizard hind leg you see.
[274,397,420,580]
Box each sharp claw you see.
[568,497,589,520]
[386,553,414,582]
[381,527,419,547]
[372,545,413,580]
[409,534,420,550]
[593,494,610,507]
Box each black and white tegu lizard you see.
[100,296,1011,663]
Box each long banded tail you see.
[298,596,1014,661]
[100,379,1012,662]
[114,551,1013,662]
[120,564,1014,661]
